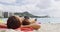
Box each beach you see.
[38,23,60,32]
[0,23,60,32]
[0,18,60,32]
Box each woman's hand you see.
[21,23,41,30]
[30,23,41,30]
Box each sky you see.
[0,0,60,17]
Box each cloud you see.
[20,0,52,15]
[0,4,22,12]
[55,0,60,1]
[0,4,39,12]
[47,0,60,17]
[0,0,16,3]
[22,0,51,9]
[0,0,60,17]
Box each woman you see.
[0,16,40,30]
[21,16,41,30]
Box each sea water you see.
[37,18,60,23]
[0,18,60,23]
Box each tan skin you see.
[17,16,41,30]
[21,23,40,30]
[0,16,41,30]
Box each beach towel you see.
[21,27,34,31]
[17,27,34,32]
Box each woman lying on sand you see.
[20,16,34,31]
[18,16,41,30]
[0,16,41,30]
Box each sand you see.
[38,23,60,32]
[0,23,60,32]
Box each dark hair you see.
[7,16,21,29]
[22,19,30,25]
[24,16,29,19]
[35,19,37,21]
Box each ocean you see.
[37,18,60,23]
[1,18,60,23]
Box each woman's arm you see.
[30,23,41,30]
[21,23,41,30]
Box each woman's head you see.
[22,19,30,25]
[7,16,21,29]
[21,16,30,25]
[22,16,30,25]
[24,16,29,19]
